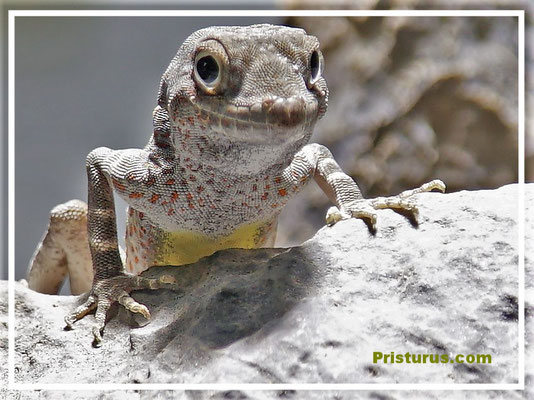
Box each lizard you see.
[26,24,445,346]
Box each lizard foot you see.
[64,273,176,347]
[326,179,446,229]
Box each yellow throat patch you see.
[152,219,277,267]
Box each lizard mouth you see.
[184,95,320,142]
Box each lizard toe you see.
[398,179,446,198]
[65,271,174,344]
[341,201,378,227]
[118,290,151,320]
[92,297,112,347]
[370,196,417,212]
[64,295,97,329]
[325,206,350,226]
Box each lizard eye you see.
[194,50,223,93]
[196,55,219,84]
[309,49,323,85]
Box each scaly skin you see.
[27,24,445,346]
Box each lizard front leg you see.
[64,147,174,346]
[289,143,445,229]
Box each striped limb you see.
[291,144,445,229]
[64,147,175,346]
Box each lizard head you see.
[154,24,329,173]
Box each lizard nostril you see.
[261,97,275,112]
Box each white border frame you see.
[7,9,525,392]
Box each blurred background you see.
[278,4,527,245]
[1,1,531,286]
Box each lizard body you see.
[27,24,445,345]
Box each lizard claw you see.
[326,203,378,229]
[398,179,446,197]
[326,179,445,229]
[118,290,151,319]
[92,297,112,347]
[326,206,350,226]
[64,272,175,346]
[64,295,97,330]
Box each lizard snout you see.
[259,95,318,128]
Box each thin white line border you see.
[7,9,526,17]
[8,8,526,392]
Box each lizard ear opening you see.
[193,40,229,95]
[308,49,324,86]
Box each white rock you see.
[1,184,532,400]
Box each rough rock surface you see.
[1,184,531,399]
[276,3,532,246]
